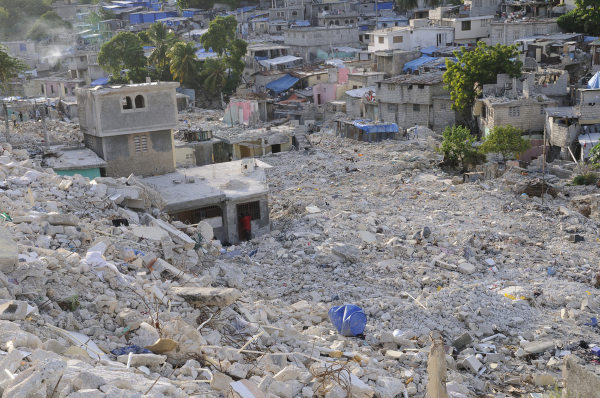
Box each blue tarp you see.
[375,1,394,10]
[266,74,299,94]
[585,36,599,43]
[352,120,399,133]
[90,77,109,87]
[293,20,310,26]
[403,55,439,72]
[588,71,600,89]
[420,46,439,55]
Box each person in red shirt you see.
[239,213,252,241]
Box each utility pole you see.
[2,103,9,144]
[41,103,49,149]
[541,126,546,205]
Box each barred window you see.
[509,106,520,117]
[172,205,222,224]
[237,201,261,220]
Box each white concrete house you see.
[367,23,454,52]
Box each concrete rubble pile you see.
[0,124,599,397]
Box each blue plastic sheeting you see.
[255,55,269,61]
[585,36,599,43]
[90,77,109,86]
[420,46,439,55]
[328,304,367,337]
[375,1,394,10]
[403,55,439,72]
[588,71,600,89]
[352,119,399,133]
[293,20,310,26]
[266,74,299,94]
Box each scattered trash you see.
[584,317,598,327]
[111,218,129,227]
[111,345,151,356]
[328,304,367,337]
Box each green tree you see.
[395,0,419,11]
[444,42,522,116]
[167,41,198,85]
[0,46,28,94]
[199,58,227,96]
[587,141,600,167]
[147,23,177,81]
[199,15,247,94]
[0,0,51,38]
[176,0,242,10]
[98,32,147,83]
[479,125,531,161]
[557,0,600,35]
[28,11,72,41]
[201,15,238,55]
[437,125,480,170]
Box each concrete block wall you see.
[432,98,456,131]
[480,99,557,133]
[100,130,175,177]
[579,91,600,122]
[377,82,436,105]
[489,21,560,46]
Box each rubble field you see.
[0,127,599,398]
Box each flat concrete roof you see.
[43,146,107,171]
[141,159,272,213]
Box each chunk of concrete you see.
[563,355,600,398]
[131,226,169,241]
[170,286,241,308]
[462,355,482,373]
[452,333,472,351]
[523,340,554,354]
[0,227,18,273]
[116,353,166,367]
[0,300,30,321]
[150,216,195,250]
[230,379,265,398]
[47,212,79,226]
[331,244,361,263]
[358,230,377,243]
[458,262,476,275]
[210,371,233,391]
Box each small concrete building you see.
[142,159,271,244]
[77,82,179,178]
[284,26,360,62]
[374,72,455,132]
[489,19,560,46]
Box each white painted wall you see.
[368,27,454,52]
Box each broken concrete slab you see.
[47,212,79,226]
[331,244,361,263]
[150,216,195,250]
[0,226,18,273]
[131,226,169,241]
[523,340,555,354]
[563,356,600,398]
[170,286,241,308]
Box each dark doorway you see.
[271,144,281,153]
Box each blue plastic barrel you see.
[328,304,367,337]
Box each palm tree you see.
[148,22,176,80]
[199,58,227,96]
[167,41,198,85]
